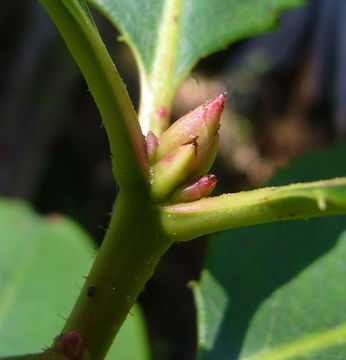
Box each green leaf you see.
[89,0,305,135]
[0,199,150,359]
[90,0,304,82]
[192,143,346,359]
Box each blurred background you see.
[0,0,345,358]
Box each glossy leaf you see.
[90,0,304,83]
[192,143,346,359]
[0,199,150,360]
[89,0,305,134]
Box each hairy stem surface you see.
[58,192,173,359]
[39,0,149,193]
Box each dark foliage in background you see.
[0,0,345,359]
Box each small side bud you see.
[156,93,226,161]
[150,143,196,201]
[54,331,86,360]
[145,131,159,164]
[169,175,217,203]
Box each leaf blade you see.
[192,143,346,359]
[0,198,150,359]
[89,0,305,134]
[175,0,305,81]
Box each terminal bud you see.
[149,94,226,202]
[155,93,226,162]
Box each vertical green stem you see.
[38,0,149,192]
[37,1,176,357]
[138,0,182,137]
[58,192,173,359]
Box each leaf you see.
[0,199,150,359]
[90,0,304,84]
[191,143,346,359]
[89,0,305,134]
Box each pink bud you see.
[145,131,159,164]
[155,93,226,162]
[54,331,86,360]
[169,175,217,203]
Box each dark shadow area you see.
[201,215,345,359]
[199,143,346,359]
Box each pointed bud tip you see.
[202,93,227,136]
[156,93,226,162]
[201,174,217,184]
[206,93,227,111]
[198,174,217,191]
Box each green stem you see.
[160,177,346,241]
[38,0,149,193]
[138,0,182,136]
[37,1,176,357]
[56,192,173,359]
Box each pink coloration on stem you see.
[155,93,226,161]
[158,106,168,118]
[145,131,159,164]
[127,121,150,178]
[54,331,86,360]
[170,174,217,203]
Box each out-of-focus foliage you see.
[0,199,150,359]
[193,143,346,359]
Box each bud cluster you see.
[145,94,226,202]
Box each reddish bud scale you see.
[149,94,226,202]
[155,93,226,162]
[54,331,86,360]
[169,174,217,203]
